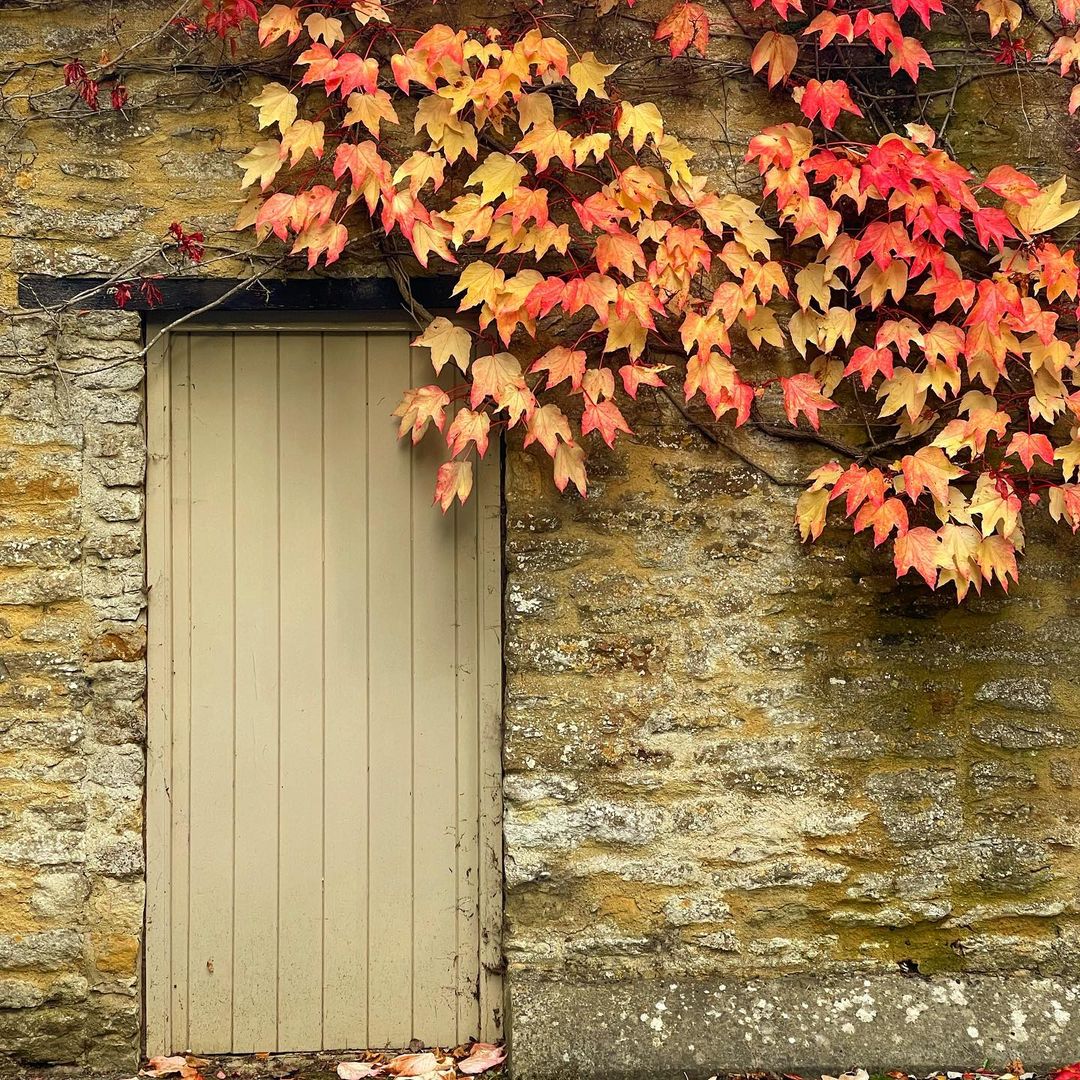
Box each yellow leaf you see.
[434,460,473,512]
[250,82,298,134]
[413,317,472,374]
[615,102,665,153]
[795,486,830,541]
[304,13,344,45]
[572,132,611,165]
[517,92,554,132]
[466,152,526,204]
[343,90,399,137]
[1005,176,1080,237]
[237,139,285,190]
[453,261,505,310]
[279,119,325,166]
[568,51,619,103]
[975,0,1021,36]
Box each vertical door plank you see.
[453,477,482,1044]
[365,333,415,1047]
[231,334,281,1052]
[276,333,326,1051]
[145,333,173,1057]
[186,333,237,1052]
[167,335,193,1054]
[322,333,370,1050]
[408,345,462,1041]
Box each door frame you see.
[143,316,505,1055]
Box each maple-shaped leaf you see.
[972,207,1017,252]
[793,80,863,130]
[893,526,939,587]
[393,385,451,444]
[569,51,619,103]
[1005,177,1080,238]
[291,219,348,269]
[434,460,473,512]
[749,32,798,89]
[305,13,345,46]
[619,363,670,398]
[280,119,325,166]
[596,230,646,279]
[413,317,471,375]
[524,403,573,456]
[514,123,575,173]
[853,496,909,546]
[343,90,398,137]
[237,139,285,190]
[780,373,837,430]
[446,408,491,459]
[976,533,1018,590]
[901,446,967,506]
[250,82,298,134]
[887,36,934,80]
[466,153,527,205]
[844,345,895,389]
[976,0,1021,36]
[1007,431,1055,470]
[259,3,302,47]
[655,2,710,57]
[529,346,587,390]
[554,441,588,496]
[795,486,831,541]
[581,397,632,447]
[616,102,665,152]
[982,164,1040,204]
[470,351,522,408]
[830,464,886,516]
[892,0,944,26]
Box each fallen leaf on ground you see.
[458,1044,507,1075]
[382,1053,442,1077]
[338,1065,378,1080]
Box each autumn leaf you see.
[458,1044,508,1076]
[901,446,966,505]
[529,346,587,390]
[1005,177,1080,238]
[780,373,837,430]
[793,79,863,129]
[554,441,588,496]
[569,52,619,102]
[524,403,573,456]
[393,385,451,443]
[750,32,798,89]
[237,139,285,190]
[581,397,632,447]
[467,153,527,204]
[446,408,491,458]
[795,486,830,541]
[258,3,302,47]
[976,0,1021,36]
[413,317,472,374]
[655,2,710,57]
[336,1065,377,1080]
[434,461,474,512]
[250,82,298,133]
[893,526,939,587]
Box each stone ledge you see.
[508,971,1080,1079]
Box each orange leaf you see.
[654,2,710,57]
[893,526,939,588]
[780,373,837,430]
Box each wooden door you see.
[145,324,502,1055]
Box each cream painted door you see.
[145,325,502,1056]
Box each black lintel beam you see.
[17,274,458,313]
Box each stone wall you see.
[502,396,1080,1075]
[1,0,1080,1076]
